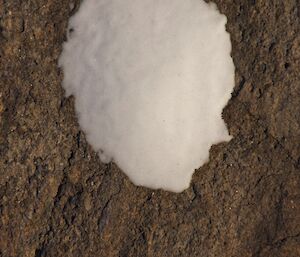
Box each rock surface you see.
[0,0,299,256]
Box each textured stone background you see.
[0,0,299,256]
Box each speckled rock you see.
[0,0,299,256]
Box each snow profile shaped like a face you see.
[59,0,235,192]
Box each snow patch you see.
[59,0,235,192]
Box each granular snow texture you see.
[59,0,234,192]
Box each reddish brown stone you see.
[0,0,299,256]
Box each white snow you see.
[59,0,235,192]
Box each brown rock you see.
[0,0,299,256]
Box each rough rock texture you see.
[0,0,299,256]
